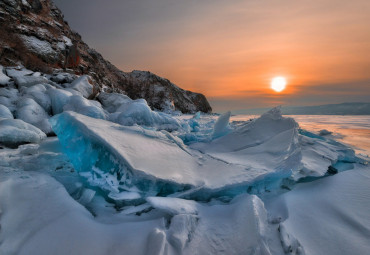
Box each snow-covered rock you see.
[0,118,46,147]
[20,35,57,58]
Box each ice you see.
[191,107,358,183]
[0,65,11,86]
[5,68,33,78]
[0,87,19,112]
[67,75,94,98]
[296,130,358,178]
[50,111,311,202]
[21,84,52,114]
[63,95,106,119]
[0,118,46,147]
[111,99,182,130]
[97,92,132,113]
[50,72,76,84]
[193,111,201,120]
[108,191,141,201]
[0,104,13,119]
[47,87,73,115]
[14,75,49,89]
[212,111,232,139]
[191,107,302,186]
[16,97,51,133]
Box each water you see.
[231,115,370,156]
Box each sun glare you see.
[270,76,287,92]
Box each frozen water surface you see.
[0,67,369,255]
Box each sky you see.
[53,0,370,112]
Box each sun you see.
[270,76,287,92]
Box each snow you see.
[63,35,73,46]
[146,197,199,215]
[0,172,163,255]
[20,35,57,57]
[265,166,370,255]
[21,0,31,8]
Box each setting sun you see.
[270,77,287,92]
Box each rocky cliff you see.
[0,0,212,113]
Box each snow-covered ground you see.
[0,65,369,255]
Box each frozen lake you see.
[232,115,370,156]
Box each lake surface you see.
[231,115,370,156]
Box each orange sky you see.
[56,0,370,112]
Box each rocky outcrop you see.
[0,0,211,113]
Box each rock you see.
[319,129,332,136]
[64,44,80,69]
[0,0,212,113]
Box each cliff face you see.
[0,0,212,113]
